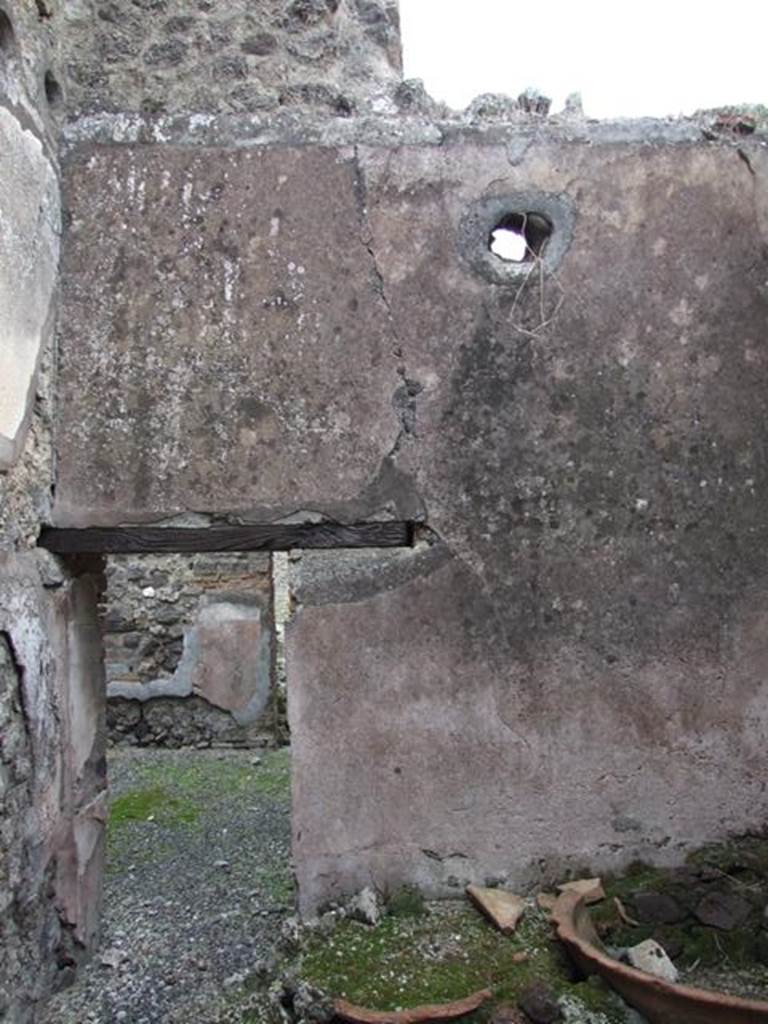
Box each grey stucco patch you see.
[107,599,272,726]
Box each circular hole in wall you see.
[0,9,16,54]
[44,69,62,109]
[489,211,553,263]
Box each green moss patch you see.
[132,746,291,802]
[255,860,296,905]
[386,885,428,919]
[105,747,293,885]
[110,786,199,828]
[249,747,292,799]
[300,901,628,1022]
[299,837,768,1020]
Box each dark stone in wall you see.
[107,694,276,748]
[241,32,278,55]
[57,0,402,115]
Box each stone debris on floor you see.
[622,940,679,983]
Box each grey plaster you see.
[59,108,736,152]
[108,599,273,727]
[289,549,768,914]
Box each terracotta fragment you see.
[333,988,492,1024]
[614,896,640,927]
[552,891,768,1023]
[556,878,605,904]
[466,884,526,933]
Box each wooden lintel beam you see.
[39,521,413,555]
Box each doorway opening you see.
[42,550,295,1024]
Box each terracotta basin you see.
[551,890,768,1024]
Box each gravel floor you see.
[41,746,293,1024]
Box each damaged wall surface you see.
[6,0,768,1012]
[0,554,106,1020]
[103,552,276,748]
[0,2,107,1021]
[54,116,768,913]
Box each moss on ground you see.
[132,746,292,802]
[110,786,199,828]
[255,861,296,905]
[298,837,768,1020]
[106,747,293,883]
[249,747,292,799]
[300,901,628,1022]
[386,884,428,919]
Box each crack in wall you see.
[353,145,424,457]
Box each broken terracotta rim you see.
[333,987,492,1024]
[551,890,768,1024]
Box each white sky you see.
[399,0,768,119]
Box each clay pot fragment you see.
[466,884,526,933]
[333,988,492,1024]
[551,890,768,1024]
[555,878,605,905]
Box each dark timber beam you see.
[39,522,413,555]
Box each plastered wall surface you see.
[55,144,402,526]
[288,541,768,913]
[54,117,768,913]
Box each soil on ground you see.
[40,746,293,1024]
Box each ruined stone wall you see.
[28,0,768,956]
[58,0,401,116]
[52,99,768,920]
[2,2,414,1015]
[0,3,108,1020]
[102,552,277,748]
